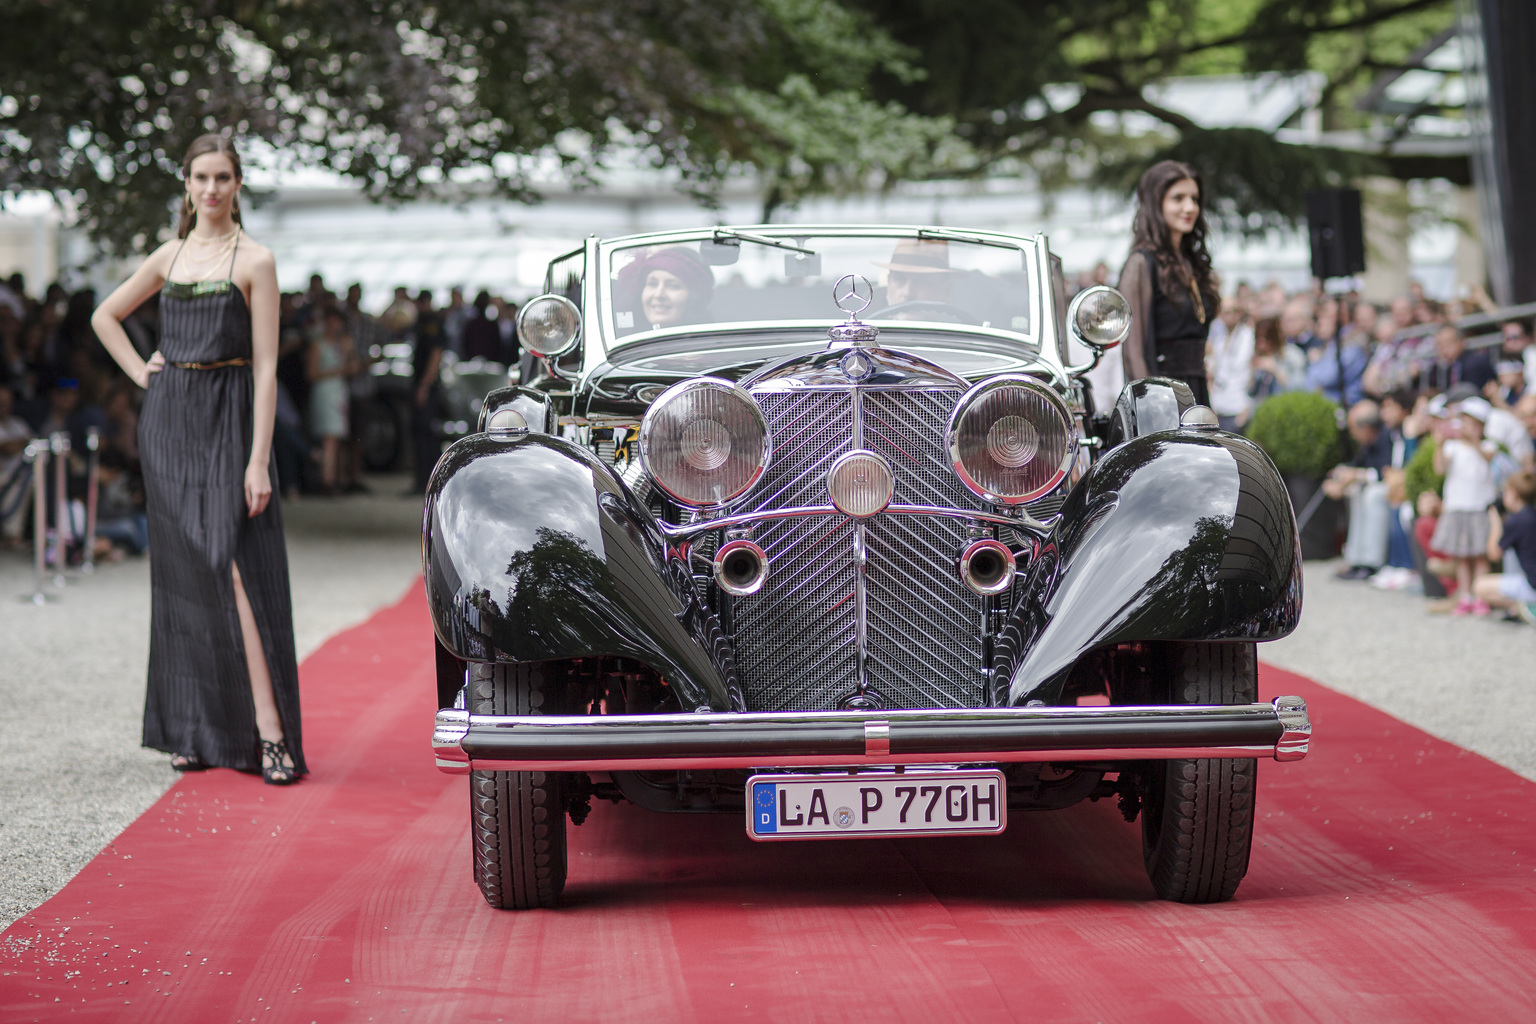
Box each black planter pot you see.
[1284,474,1344,561]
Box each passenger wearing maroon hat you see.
[615,247,715,332]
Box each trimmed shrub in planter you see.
[1403,438,1443,507]
[1246,391,1345,559]
[1246,391,1342,479]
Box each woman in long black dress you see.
[92,134,304,785]
[1117,159,1221,406]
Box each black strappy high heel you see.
[170,753,207,772]
[259,737,298,786]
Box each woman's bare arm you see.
[245,246,280,516]
[91,244,174,388]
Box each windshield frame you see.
[589,225,1053,373]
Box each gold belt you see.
[172,358,251,370]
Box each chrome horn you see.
[958,538,1016,596]
[714,539,769,596]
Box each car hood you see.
[582,329,1049,419]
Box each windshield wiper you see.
[916,227,1022,252]
[711,228,818,256]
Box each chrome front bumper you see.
[432,697,1310,774]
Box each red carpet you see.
[4,584,1536,1022]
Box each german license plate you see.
[747,770,1006,841]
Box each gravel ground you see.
[2,495,1532,927]
[1263,559,1536,781]
[0,479,424,928]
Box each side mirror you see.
[1065,285,1132,374]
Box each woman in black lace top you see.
[1117,160,1221,406]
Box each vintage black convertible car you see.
[426,226,1310,909]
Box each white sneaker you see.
[1370,567,1415,590]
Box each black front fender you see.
[1106,376,1196,447]
[997,430,1302,705]
[423,433,738,711]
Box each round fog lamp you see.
[1068,285,1132,349]
[827,450,894,518]
[516,294,582,358]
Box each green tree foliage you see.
[851,0,1455,225]
[0,0,949,252]
[0,0,1457,252]
[1095,128,1379,234]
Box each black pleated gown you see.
[138,256,306,774]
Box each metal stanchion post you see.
[82,426,100,573]
[19,440,56,605]
[50,431,71,588]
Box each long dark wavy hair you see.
[1131,159,1218,318]
[176,134,244,239]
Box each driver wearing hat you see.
[873,240,956,319]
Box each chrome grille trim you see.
[659,502,1055,541]
[851,388,870,696]
[732,392,857,712]
[862,389,986,709]
[732,385,987,712]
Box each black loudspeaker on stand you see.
[1306,189,1366,281]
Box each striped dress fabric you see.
[137,243,306,773]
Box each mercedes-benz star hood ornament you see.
[828,273,879,348]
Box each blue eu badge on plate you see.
[753,782,776,834]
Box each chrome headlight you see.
[947,375,1075,505]
[1067,285,1132,349]
[516,294,582,358]
[638,378,769,507]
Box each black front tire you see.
[469,662,568,909]
[1140,642,1258,904]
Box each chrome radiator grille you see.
[863,390,987,709]
[730,388,986,712]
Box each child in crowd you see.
[1474,470,1536,625]
[1430,401,1499,615]
[1490,360,1526,408]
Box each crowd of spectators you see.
[5,252,1532,623]
[1184,275,1536,623]
[272,276,521,497]
[0,270,521,562]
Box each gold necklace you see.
[187,226,239,247]
[175,228,242,284]
[1187,281,1207,324]
[1173,254,1207,324]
